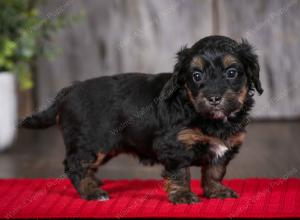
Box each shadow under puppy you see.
[19,35,263,204]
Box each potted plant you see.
[0,0,77,150]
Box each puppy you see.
[19,35,263,204]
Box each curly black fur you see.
[19,35,263,203]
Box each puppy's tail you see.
[18,85,75,129]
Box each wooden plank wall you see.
[35,0,300,119]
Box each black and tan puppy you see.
[19,35,263,204]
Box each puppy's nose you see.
[207,96,222,105]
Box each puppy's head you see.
[173,35,263,120]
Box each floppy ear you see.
[173,45,190,86]
[237,40,264,95]
[159,46,190,100]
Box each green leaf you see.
[0,0,78,90]
[16,62,33,90]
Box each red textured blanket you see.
[0,178,299,218]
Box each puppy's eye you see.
[192,71,204,82]
[226,68,238,79]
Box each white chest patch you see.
[211,143,228,159]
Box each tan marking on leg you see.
[177,128,225,148]
[83,153,106,187]
[78,153,109,199]
[227,132,246,148]
[90,153,106,169]
[164,168,199,204]
[164,168,190,195]
[164,179,185,195]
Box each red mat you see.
[0,178,299,218]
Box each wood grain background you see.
[34,0,300,119]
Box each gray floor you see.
[0,121,299,180]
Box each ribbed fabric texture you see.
[0,178,299,218]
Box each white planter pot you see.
[0,72,17,150]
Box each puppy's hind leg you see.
[85,152,106,186]
[87,153,115,187]
[64,150,110,201]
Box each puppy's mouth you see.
[210,107,226,120]
[192,100,229,121]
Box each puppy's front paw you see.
[169,191,200,204]
[204,186,238,199]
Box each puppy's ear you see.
[173,45,190,86]
[159,46,190,101]
[237,40,263,95]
